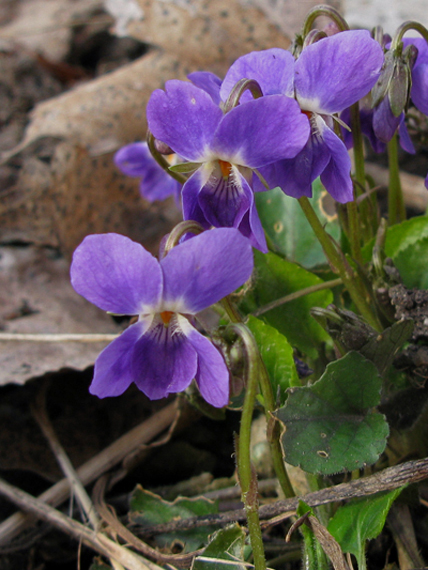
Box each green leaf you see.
[385,215,428,257]
[239,250,333,357]
[246,315,299,406]
[362,215,428,261]
[129,486,218,552]
[169,161,201,173]
[360,318,414,375]
[276,352,389,474]
[393,235,428,289]
[193,524,247,570]
[328,488,404,570]
[256,179,341,269]
[89,561,112,570]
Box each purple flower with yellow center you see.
[114,142,181,202]
[70,228,253,407]
[221,31,384,202]
[146,80,310,252]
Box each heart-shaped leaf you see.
[277,352,389,474]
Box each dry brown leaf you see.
[0,0,104,61]
[121,0,292,67]
[3,51,191,158]
[0,142,181,255]
[238,0,342,38]
[51,142,181,255]
[0,244,121,386]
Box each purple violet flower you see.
[146,80,310,252]
[70,228,254,407]
[114,142,181,203]
[221,31,384,202]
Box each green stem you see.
[257,358,296,498]
[146,131,186,184]
[349,102,375,244]
[387,133,406,225]
[232,324,267,570]
[391,21,428,49]
[301,4,349,37]
[298,197,381,331]
[163,221,205,253]
[253,278,342,317]
[224,303,295,497]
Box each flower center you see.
[302,110,313,119]
[218,159,232,179]
[160,311,174,325]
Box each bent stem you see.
[298,196,381,331]
[224,303,295,498]
[387,133,406,225]
[231,324,267,570]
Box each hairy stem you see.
[387,133,406,225]
[231,324,267,570]
[298,197,381,330]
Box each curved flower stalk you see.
[372,38,428,143]
[340,101,415,155]
[114,142,182,202]
[220,30,384,203]
[146,80,310,252]
[70,228,254,407]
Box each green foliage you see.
[192,524,247,570]
[277,352,389,474]
[240,250,333,357]
[360,318,414,375]
[256,179,341,269]
[328,488,403,570]
[246,315,299,406]
[89,561,111,570]
[394,235,428,289]
[363,215,428,288]
[129,486,218,552]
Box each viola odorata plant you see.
[72,5,428,569]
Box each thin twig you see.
[135,457,428,536]
[0,401,179,546]
[0,477,163,570]
[0,333,118,342]
[31,385,101,530]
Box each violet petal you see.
[211,95,310,168]
[188,71,222,105]
[90,322,148,398]
[70,233,163,315]
[295,30,384,114]
[180,317,230,407]
[131,316,198,400]
[319,123,353,203]
[160,227,253,314]
[147,80,223,162]
[220,48,295,102]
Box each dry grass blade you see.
[31,384,100,530]
[0,477,163,570]
[0,401,179,546]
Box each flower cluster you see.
[74,18,428,408]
